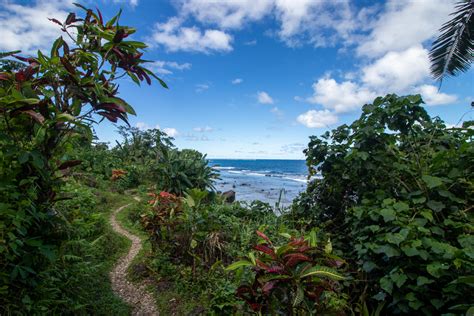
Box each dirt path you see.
[110,204,159,315]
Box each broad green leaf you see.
[300,265,345,280]
[390,272,407,288]
[422,175,443,189]
[380,276,393,294]
[427,200,445,212]
[225,260,253,271]
[380,208,396,222]
[426,262,448,278]
[417,276,434,286]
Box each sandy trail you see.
[109,204,159,315]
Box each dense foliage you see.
[0,5,164,312]
[292,94,474,314]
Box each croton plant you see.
[227,231,348,315]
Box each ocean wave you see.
[247,172,267,177]
[212,166,236,170]
[283,176,308,183]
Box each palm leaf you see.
[429,0,474,81]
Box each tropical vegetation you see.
[0,3,472,316]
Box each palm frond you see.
[429,0,474,81]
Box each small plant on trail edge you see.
[141,191,183,250]
[227,231,348,315]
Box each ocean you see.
[208,159,308,206]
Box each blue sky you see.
[1,0,472,158]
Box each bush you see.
[227,231,348,315]
[294,94,474,314]
[154,149,218,195]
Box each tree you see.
[429,0,474,81]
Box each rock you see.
[222,190,236,203]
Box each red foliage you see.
[111,169,127,180]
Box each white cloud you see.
[257,91,274,104]
[232,78,243,84]
[195,83,210,92]
[416,85,457,106]
[135,122,160,130]
[357,0,455,57]
[0,0,73,54]
[362,45,431,93]
[166,0,362,49]
[193,126,213,132]
[163,127,179,137]
[274,0,357,47]
[297,109,338,128]
[148,60,192,75]
[308,77,376,113]
[113,0,139,7]
[179,0,272,29]
[149,17,232,53]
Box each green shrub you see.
[154,149,218,195]
[294,94,474,314]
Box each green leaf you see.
[56,113,76,122]
[380,276,393,294]
[393,201,409,212]
[279,232,292,239]
[363,261,377,272]
[225,260,253,271]
[412,196,426,204]
[50,37,63,57]
[300,265,345,280]
[374,245,400,257]
[293,284,304,307]
[380,208,396,222]
[422,175,443,189]
[324,238,332,254]
[427,262,448,278]
[248,252,256,265]
[427,200,445,212]
[386,232,406,246]
[391,272,408,288]
[417,276,434,286]
[420,210,434,222]
[401,246,419,257]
